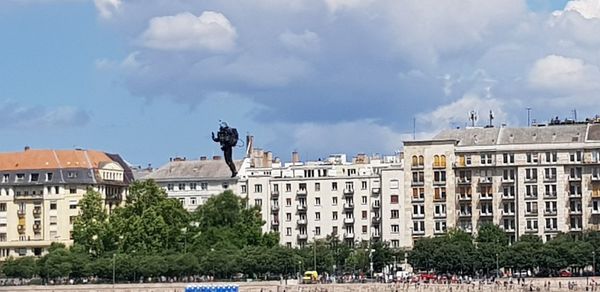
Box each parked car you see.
[560,270,573,277]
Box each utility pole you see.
[112,253,116,290]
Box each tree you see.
[3,256,37,279]
[72,189,110,256]
[476,223,508,273]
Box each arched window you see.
[412,155,418,167]
[440,155,447,167]
[418,155,424,166]
[434,155,440,167]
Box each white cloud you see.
[140,11,237,52]
[528,54,600,93]
[324,0,373,12]
[94,0,121,19]
[418,94,508,131]
[279,30,320,53]
[0,101,90,129]
[554,0,600,19]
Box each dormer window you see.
[2,174,8,183]
[67,172,77,178]
[46,173,53,181]
[30,173,39,182]
[15,174,25,182]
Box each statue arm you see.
[211,132,219,142]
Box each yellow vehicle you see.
[302,271,319,284]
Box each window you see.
[361,196,367,205]
[502,202,515,215]
[570,151,582,162]
[191,197,197,205]
[315,183,320,192]
[457,186,472,199]
[30,173,39,182]
[391,225,399,233]
[315,227,321,235]
[526,202,538,214]
[190,183,197,190]
[569,167,582,180]
[502,169,515,181]
[391,210,399,219]
[412,155,424,167]
[526,219,538,231]
[241,185,247,194]
[1,174,8,183]
[526,185,538,199]
[315,197,321,205]
[315,212,321,221]
[545,218,558,230]
[286,198,292,206]
[433,171,446,183]
[434,187,446,200]
[286,213,292,221]
[502,153,514,164]
[390,195,399,204]
[362,225,367,234]
[480,153,493,165]
[545,201,557,214]
[200,182,208,190]
[434,204,446,217]
[332,182,338,191]
[15,173,25,182]
[459,204,471,216]
[69,188,77,194]
[413,204,425,217]
[67,172,77,178]
[361,181,367,190]
[167,184,174,191]
[362,210,367,219]
[69,202,77,209]
[254,184,263,193]
[411,172,424,185]
[544,168,557,180]
[178,183,186,191]
[222,182,229,189]
[332,226,338,235]
[286,184,292,192]
[0,233,5,242]
[332,197,338,205]
[286,228,292,236]
[69,216,77,224]
[545,152,558,163]
[412,188,425,200]
[0,203,5,212]
[544,184,557,197]
[435,221,447,233]
[50,202,57,210]
[502,186,515,198]
[332,211,338,220]
[413,221,425,233]
[526,153,539,164]
[254,199,262,207]
[525,168,537,181]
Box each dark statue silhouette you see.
[212,122,239,177]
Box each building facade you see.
[403,123,600,247]
[0,148,131,259]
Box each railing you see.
[343,218,355,224]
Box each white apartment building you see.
[403,122,600,246]
[0,148,131,259]
[245,153,404,248]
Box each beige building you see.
[403,122,600,247]
[0,148,131,259]
[245,152,404,248]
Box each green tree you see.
[72,189,110,256]
[3,256,37,279]
[476,223,508,273]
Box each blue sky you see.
[2,0,600,167]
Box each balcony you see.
[343,217,355,224]
[569,192,582,198]
[570,226,583,232]
[569,208,582,215]
[479,177,493,184]
[524,177,538,183]
[458,195,472,201]
[14,193,43,200]
[371,201,381,209]
[297,219,307,225]
[271,205,280,212]
[296,189,307,197]
[500,226,515,232]
[343,202,354,209]
[343,232,355,239]
[433,212,447,218]
[592,176,600,182]
[433,180,446,186]
[457,177,472,185]
[372,232,381,238]
[525,211,538,216]
[543,176,557,182]
[271,190,279,197]
[412,213,425,219]
[412,229,425,236]
[544,209,558,216]
[501,210,515,216]
[17,209,25,217]
[271,220,279,226]
[296,205,307,212]
[568,176,582,182]
[343,188,354,196]
[479,194,493,200]
[371,216,381,224]
[524,228,538,233]
[501,194,515,200]
[371,188,381,195]
[297,234,308,240]
[592,208,600,215]
[33,208,41,218]
[479,212,493,217]
[544,192,557,199]
[544,227,559,233]
[524,195,538,200]
[17,225,25,233]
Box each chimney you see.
[24,146,30,151]
[292,151,300,163]
[246,135,254,158]
[213,156,222,160]
[200,156,207,161]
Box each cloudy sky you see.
[2,0,600,166]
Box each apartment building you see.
[245,153,404,248]
[403,122,600,246]
[0,148,132,259]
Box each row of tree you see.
[4,180,600,281]
[409,224,600,277]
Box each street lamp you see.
[312,229,317,271]
[593,251,596,277]
[496,253,499,279]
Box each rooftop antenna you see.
[526,107,532,127]
[489,110,494,127]
[572,109,577,121]
[469,110,478,127]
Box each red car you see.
[559,270,573,277]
